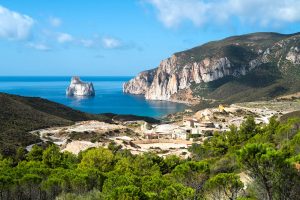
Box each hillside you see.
[0,116,299,200]
[0,93,160,155]
[0,93,112,155]
[124,32,300,106]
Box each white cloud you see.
[57,32,73,43]
[102,37,122,49]
[0,5,34,40]
[80,39,95,48]
[49,17,62,27]
[146,0,300,28]
[146,0,209,28]
[27,43,51,51]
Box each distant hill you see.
[124,32,300,107]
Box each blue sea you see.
[0,76,186,118]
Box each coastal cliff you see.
[123,32,300,104]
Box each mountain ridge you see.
[123,32,300,105]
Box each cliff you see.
[123,32,300,104]
[66,76,95,96]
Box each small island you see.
[66,76,95,96]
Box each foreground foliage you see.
[0,117,299,200]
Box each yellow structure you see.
[218,104,225,112]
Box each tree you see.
[265,116,279,136]
[208,132,229,156]
[204,173,243,200]
[109,185,146,200]
[0,175,13,200]
[239,116,258,142]
[0,157,14,199]
[42,175,64,199]
[61,151,78,169]
[113,157,135,174]
[188,143,207,160]
[42,145,63,168]
[171,161,209,199]
[274,118,300,146]
[226,125,240,146]
[237,143,299,200]
[132,153,161,176]
[237,144,277,200]
[102,173,139,195]
[26,145,43,161]
[19,173,42,199]
[141,174,169,197]
[162,155,182,174]
[161,183,194,200]
[57,189,104,200]
[79,147,114,172]
[15,147,26,163]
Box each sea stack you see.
[66,76,95,96]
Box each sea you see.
[0,76,186,118]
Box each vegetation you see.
[174,32,300,110]
[102,113,160,124]
[0,92,111,156]
[0,93,158,156]
[192,63,300,111]
[0,116,299,199]
[189,116,300,200]
[175,32,291,64]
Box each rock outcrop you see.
[144,56,238,100]
[66,76,95,96]
[286,47,300,64]
[123,69,156,95]
[123,32,300,103]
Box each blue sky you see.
[1,0,300,76]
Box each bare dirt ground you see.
[28,120,193,157]
[234,100,300,117]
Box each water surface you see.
[0,76,186,117]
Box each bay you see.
[0,76,186,117]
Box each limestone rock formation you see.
[123,69,156,95]
[123,32,300,103]
[66,76,95,96]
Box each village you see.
[27,99,300,157]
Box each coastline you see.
[0,76,187,117]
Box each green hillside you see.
[175,32,299,65]
[192,64,300,107]
[0,93,111,155]
[0,93,159,155]
[185,32,300,108]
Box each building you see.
[183,119,195,128]
[154,124,179,139]
[144,129,159,139]
[172,127,189,140]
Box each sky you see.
[1,0,300,76]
